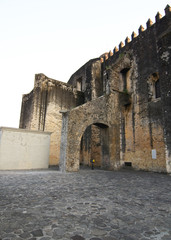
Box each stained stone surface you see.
[0,169,171,240]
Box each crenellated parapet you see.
[146,18,153,28]
[125,37,130,45]
[101,4,170,64]
[131,32,137,40]
[165,4,171,16]
[138,25,145,34]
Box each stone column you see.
[59,110,68,173]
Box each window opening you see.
[120,68,130,91]
[155,79,161,98]
[76,77,83,91]
[124,162,132,167]
[103,70,110,95]
[148,73,160,100]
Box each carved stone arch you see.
[66,116,110,172]
[59,95,120,172]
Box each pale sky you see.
[0,0,169,128]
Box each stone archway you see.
[59,93,122,172]
[80,123,110,169]
[65,118,110,172]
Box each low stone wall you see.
[0,127,51,170]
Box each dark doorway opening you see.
[80,123,110,169]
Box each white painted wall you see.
[0,127,51,170]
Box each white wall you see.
[0,127,51,170]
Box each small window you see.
[148,73,160,100]
[155,79,161,98]
[76,77,82,91]
[120,68,130,91]
[124,162,132,167]
[103,70,110,94]
[106,72,109,80]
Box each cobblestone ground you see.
[0,169,171,240]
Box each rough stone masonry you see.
[20,5,171,173]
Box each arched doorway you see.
[59,94,117,172]
[80,123,110,169]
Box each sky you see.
[0,0,169,128]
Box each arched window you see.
[148,73,161,101]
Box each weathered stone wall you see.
[89,125,102,167]
[156,7,171,173]
[80,126,92,167]
[68,59,103,167]
[59,5,171,173]
[97,6,170,172]
[60,93,121,172]
[20,5,170,173]
[61,89,166,172]
[80,125,102,167]
[68,58,101,101]
[20,90,34,129]
[101,52,166,172]
[20,74,84,166]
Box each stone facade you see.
[20,5,171,173]
[20,74,84,165]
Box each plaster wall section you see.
[0,127,51,170]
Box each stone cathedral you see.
[20,5,171,173]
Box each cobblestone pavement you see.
[0,168,171,240]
